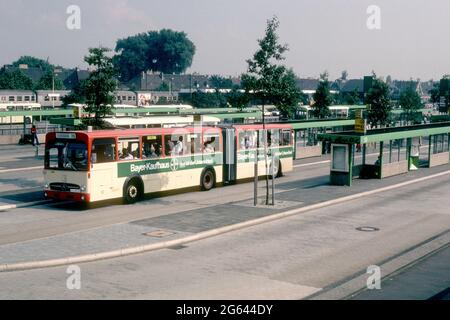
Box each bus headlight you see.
[44,184,49,189]
[81,185,86,192]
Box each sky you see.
[0,0,449,80]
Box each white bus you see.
[43,124,294,204]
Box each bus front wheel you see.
[124,179,142,204]
[200,168,216,191]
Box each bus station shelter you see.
[318,122,450,186]
[289,119,355,159]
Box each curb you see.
[1,170,450,272]
[0,199,52,212]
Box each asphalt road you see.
[0,165,449,299]
[0,144,449,300]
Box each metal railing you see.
[0,122,63,136]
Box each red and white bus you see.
[43,124,294,204]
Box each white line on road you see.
[0,166,42,174]
[0,199,52,212]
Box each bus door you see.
[222,128,236,183]
[90,138,118,198]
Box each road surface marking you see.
[0,199,52,212]
[0,166,43,174]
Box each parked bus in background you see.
[43,124,294,204]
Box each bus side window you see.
[142,135,162,159]
[118,137,140,160]
[91,138,116,164]
[165,135,186,156]
[186,133,201,155]
[203,134,220,153]
[239,130,257,150]
[269,129,280,147]
[281,129,292,146]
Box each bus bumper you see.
[44,190,90,203]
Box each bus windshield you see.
[45,140,88,171]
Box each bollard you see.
[35,145,39,158]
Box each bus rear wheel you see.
[201,168,216,191]
[124,179,142,204]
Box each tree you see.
[182,90,228,108]
[429,82,440,107]
[345,88,362,105]
[12,56,56,73]
[241,17,301,118]
[399,87,423,124]
[62,81,86,106]
[34,71,64,90]
[312,72,333,118]
[0,68,34,90]
[366,77,392,127]
[210,75,233,89]
[114,29,196,81]
[226,87,250,110]
[241,16,301,205]
[341,70,348,81]
[82,47,118,128]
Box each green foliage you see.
[114,29,196,81]
[210,75,233,89]
[227,87,251,110]
[82,47,118,127]
[429,82,440,105]
[343,88,362,105]
[12,56,56,72]
[399,87,423,123]
[182,90,228,108]
[0,69,34,90]
[312,72,333,118]
[366,77,392,127]
[241,16,301,119]
[34,71,64,90]
[62,81,86,106]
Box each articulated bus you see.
[43,124,294,204]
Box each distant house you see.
[62,68,91,90]
[296,78,319,96]
[123,72,240,92]
[114,90,137,106]
[339,79,365,102]
[0,90,36,104]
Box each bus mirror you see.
[91,153,97,164]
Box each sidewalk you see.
[1,164,449,269]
